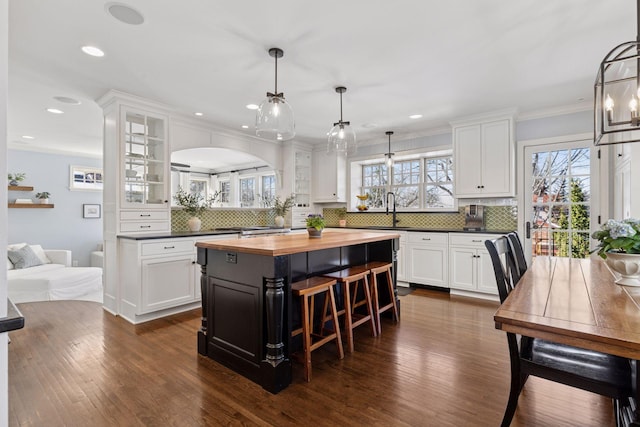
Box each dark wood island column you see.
[196,230,399,393]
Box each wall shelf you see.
[8,203,54,209]
[8,186,34,191]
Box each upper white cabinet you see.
[312,150,346,203]
[452,114,515,198]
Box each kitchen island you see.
[195,230,400,393]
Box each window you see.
[424,156,454,209]
[219,180,230,204]
[356,151,455,211]
[261,174,276,205]
[239,177,256,207]
[189,177,208,199]
[70,165,103,191]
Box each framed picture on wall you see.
[83,204,101,218]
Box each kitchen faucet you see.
[386,192,400,227]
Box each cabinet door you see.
[140,255,195,314]
[453,125,483,197]
[397,242,407,283]
[476,248,498,295]
[312,151,346,202]
[294,150,312,207]
[449,247,476,291]
[408,244,447,288]
[481,119,511,196]
[121,108,169,209]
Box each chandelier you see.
[594,1,640,145]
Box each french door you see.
[523,139,599,261]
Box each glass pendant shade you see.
[384,131,394,168]
[327,86,357,155]
[256,47,295,141]
[256,95,295,141]
[328,122,357,155]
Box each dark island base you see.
[197,237,399,393]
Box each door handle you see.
[526,222,531,239]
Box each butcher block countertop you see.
[195,230,400,257]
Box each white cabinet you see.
[117,234,236,324]
[448,233,498,296]
[312,150,346,203]
[396,231,408,285]
[453,116,514,198]
[406,232,448,288]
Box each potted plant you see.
[8,173,26,186]
[592,218,640,286]
[173,187,218,231]
[271,195,295,228]
[336,207,347,227]
[35,192,51,204]
[306,214,325,238]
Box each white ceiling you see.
[7,0,635,169]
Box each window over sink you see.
[351,148,456,211]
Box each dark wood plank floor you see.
[8,289,615,426]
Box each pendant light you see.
[594,0,640,145]
[384,131,394,168]
[327,86,357,155]
[256,47,295,141]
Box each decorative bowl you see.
[605,252,640,286]
[356,194,369,201]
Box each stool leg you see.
[328,286,344,359]
[385,268,399,323]
[362,275,377,337]
[301,294,312,382]
[343,280,354,353]
[370,271,382,335]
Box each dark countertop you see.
[0,299,25,333]
[118,226,514,240]
[333,226,514,234]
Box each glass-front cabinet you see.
[121,110,169,208]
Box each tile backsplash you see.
[322,206,517,231]
[171,208,273,231]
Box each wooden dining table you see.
[494,256,640,425]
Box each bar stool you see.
[291,276,344,382]
[365,261,399,335]
[322,265,377,353]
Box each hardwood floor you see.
[8,289,615,426]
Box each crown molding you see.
[516,101,592,122]
[8,142,102,159]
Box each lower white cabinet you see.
[118,233,236,323]
[448,233,498,296]
[406,232,448,288]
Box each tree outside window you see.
[424,156,454,208]
[219,181,230,204]
[240,177,256,207]
[392,160,420,208]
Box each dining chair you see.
[506,232,527,282]
[485,236,633,427]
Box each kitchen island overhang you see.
[195,230,400,393]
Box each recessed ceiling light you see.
[21,135,34,140]
[246,104,259,110]
[81,46,105,57]
[53,96,81,105]
[241,125,249,129]
[409,114,423,119]
[105,3,145,25]
[46,108,64,114]
[194,112,203,116]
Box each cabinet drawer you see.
[449,233,498,247]
[142,240,195,256]
[407,232,448,245]
[121,210,169,221]
[120,221,170,233]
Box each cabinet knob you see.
[618,153,623,157]
[140,225,151,229]
[140,214,151,217]
[164,246,175,249]
[422,238,431,241]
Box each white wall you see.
[7,149,103,266]
[1,2,9,425]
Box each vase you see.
[605,252,640,286]
[274,215,285,228]
[187,216,202,232]
[39,198,49,204]
[9,179,18,186]
[338,219,347,227]
[307,227,323,238]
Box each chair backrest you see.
[484,236,519,303]
[507,232,527,283]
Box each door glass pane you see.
[529,146,591,259]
